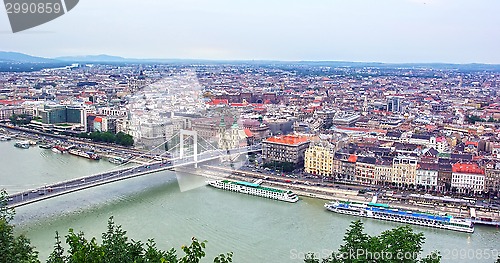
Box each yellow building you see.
[305,144,334,177]
[392,156,418,186]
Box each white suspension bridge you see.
[6,129,261,208]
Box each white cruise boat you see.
[325,201,474,233]
[207,179,298,203]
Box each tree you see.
[115,132,134,147]
[48,217,233,263]
[466,115,484,124]
[0,189,40,263]
[46,232,65,263]
[9,113,32,126]
[305,220,441,263]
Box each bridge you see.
[6,129,262,208]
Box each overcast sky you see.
[1,0,499,63]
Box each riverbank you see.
[0,127,151,165]
[177,165,500,224]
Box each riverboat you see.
[207,179,298,203]
[324,201,474,233]
[68,149,101,160]
[51,145,67,153]
[14,141,30,149]
[108,156,127,164]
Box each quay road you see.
[6,145,262,208]
[0,124,166,162]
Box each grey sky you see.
[1,0,499,63]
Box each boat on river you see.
[324,201,474,233]
[207,179,298,203]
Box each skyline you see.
[1,0,500,64]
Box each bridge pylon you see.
[179,129,198,168]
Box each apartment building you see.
[304,143,334,177]
[262,135,310,167]
[451,163,485,194]
[416,163,439,189]
[392,156,418,186]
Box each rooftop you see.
[264,135,309,145]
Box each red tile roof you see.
[265,135,309,145]
[244,128,253,137]
[452,163,484,174]
[0,99,24,105]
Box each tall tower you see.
[218,117,228,150]
[362,96,368,116]
[387,96,403,113]
[230,116,240,148]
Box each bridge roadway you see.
[6,145,262,208]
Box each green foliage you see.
[214,252,233,263]
[9,113,32,126]
[248,154,256,164]
[48,217,232,263]
[46,232,65,263]
[78,131,134,146]
[466,115,499,124]
[179,237,206,263]
[0,189,15,222]
[115,132,134,147]
[1,189,39,263]
[305,220,441,263]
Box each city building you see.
[37,105,84,125]
[332,113,360,126]
[451,163,485,194]
[304,143,335,177]
[355,156,377,185]
[484,161,500,197]
[0,105,26,120]
[416,163,439,189]
[218,117,246,150]
[387,96,404,113]
[391,156,418,187]
[262,135,310,167]
[374,157,394,185]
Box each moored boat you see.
[52,145,67,153]
[207,179,298,203]
[0,135,12,141]
[14,141,30,149]
[108,156,127,164]
[39,143,54,149]
[68,148,100,160]
[324,201,474,233]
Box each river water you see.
[1,141,499,263]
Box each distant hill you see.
[56,54,130,62]
[1,51,500,72]
[0,51,57,63]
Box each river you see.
[1,141,499,262]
